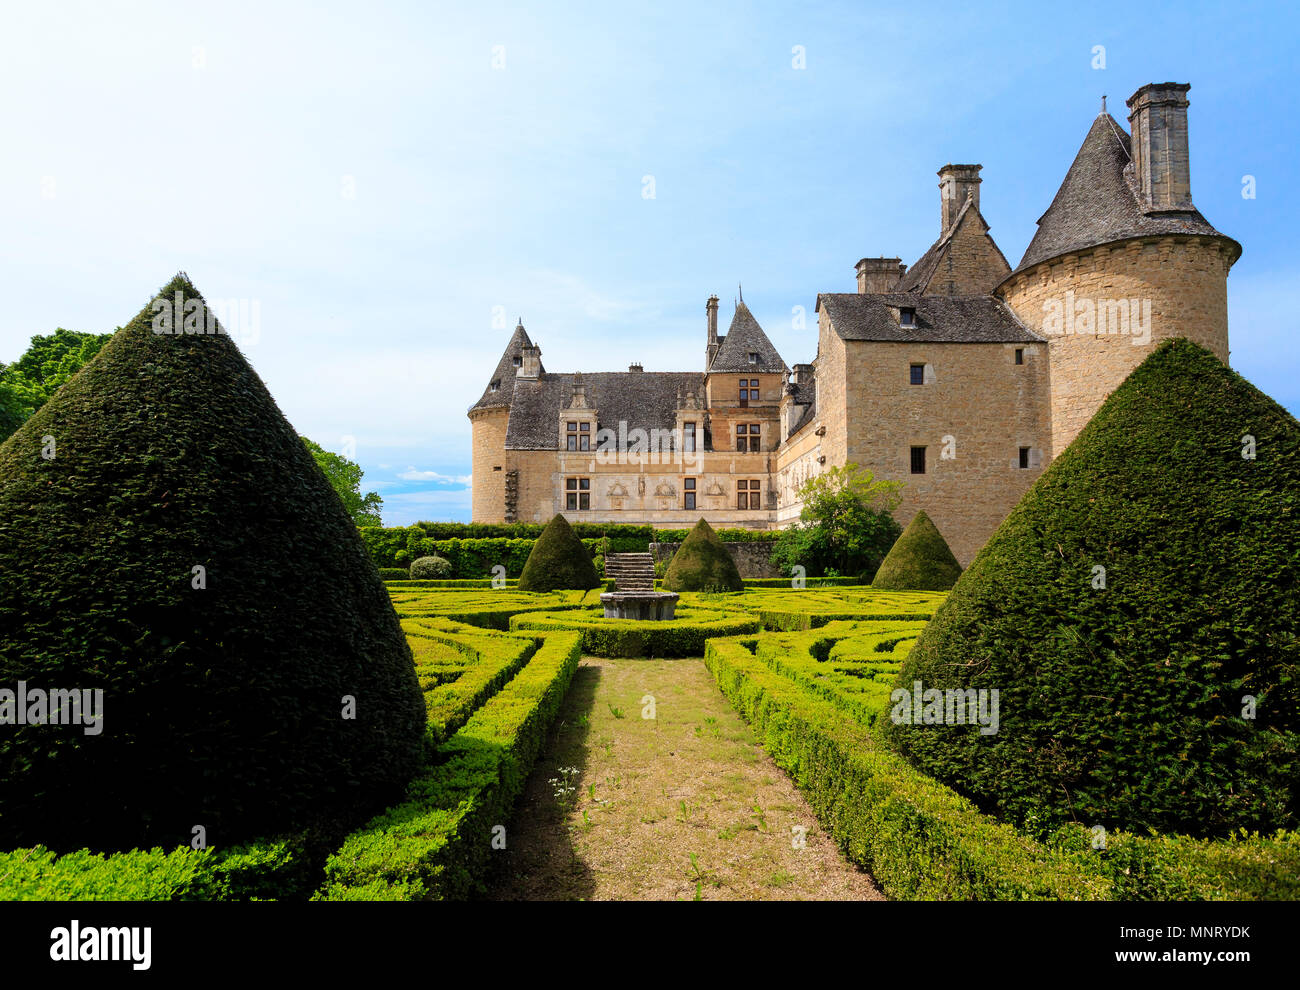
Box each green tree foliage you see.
[0,275,426,852]
[885,339,1300,839]
[517,514,601,591]
[872,510,963,591]
[301,437,384,526]
[771,463,903,579]
[0,328,113,440]
[663,518,743,592]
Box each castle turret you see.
[997,83,1241,457]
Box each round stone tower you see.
[998,84,1241,457]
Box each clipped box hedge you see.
[317,631,583,900]
[509,606,761,657]
[706,630,1300,900]
[0,835,314,902]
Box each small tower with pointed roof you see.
[997,81,1240,456]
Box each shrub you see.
[378,567,409,580]
[409,555,452,579]
[871,510,963,591]
[886,339,1300,839]
[663,519,743,592]
[517,514,601,591]
[0,275,426,852]
[770,463,902,579]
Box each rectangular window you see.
[1014,348,1024,365]
[748,352,759,364]
[683,422,696,452]
[1019,446,1031,469]
[565,477,590,510]
[900,307,916,327]
[739,378,749,406]
[737,479,760,510]
[910,446,926,475]
[909,364,925,386]
[566,421,578,451]
[736,423,760,453]
[684,477,696,510]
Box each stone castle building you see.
[469,82,1240,564]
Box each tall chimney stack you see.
[518,342,541,378]
[938,164,982,237]
[706,295,720,366]
[1126,82,1193,212]
[855,257,904,294]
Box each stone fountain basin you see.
[600,591,680,621]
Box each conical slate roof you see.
[470,321,540,412]
[885,339,1300,838]
[0,274,426,851]
[708,301,787,374]
[1012,113,1238,276]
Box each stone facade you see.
[469,82,1239,568]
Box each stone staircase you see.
[604,552,656,592]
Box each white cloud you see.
[397,467,472,485]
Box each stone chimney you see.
[518,342,541,378]
[855,257,904,294]
[1126,82,1193,212]
[938,164,982,237]
[629,362,643,373]
[706,295,720,366]
[791,363,814,386]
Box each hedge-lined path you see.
[485,656,884,901]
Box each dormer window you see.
[512,355,522,367]
[490,379,500,392]
[899,307,916,327]
[748,352,759,364]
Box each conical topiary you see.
[663,518,743,592]
[517,513,601,591]
[0,275,426,852]
[872,510,962,591]
[884,339,1300,838]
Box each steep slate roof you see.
[504,371,704,449]
[470,323,542,413]
[708,301,788,374]
[896,199,1010,294]
[1013,113,1239,275]
[817,292,1043,343]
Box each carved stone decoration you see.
[653,482,676,497]
[637,476,646,497]
[607,481,629,497]
[704,481,726,496]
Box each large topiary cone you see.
[872,510,962,591]
[663,518,743,592]
[517,513,600,591]
[0,275,426,852]
[884,339,1300,839]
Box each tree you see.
[0,328,113,440]
[771,463,903,579]
[0,275,425,851]
[302,437,384,526]
[518,514,601,591]
[663,518,743,592]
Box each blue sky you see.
[2,1,1296,524]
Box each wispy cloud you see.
[397,468,471,485]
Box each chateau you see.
[469,82,1240,564]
